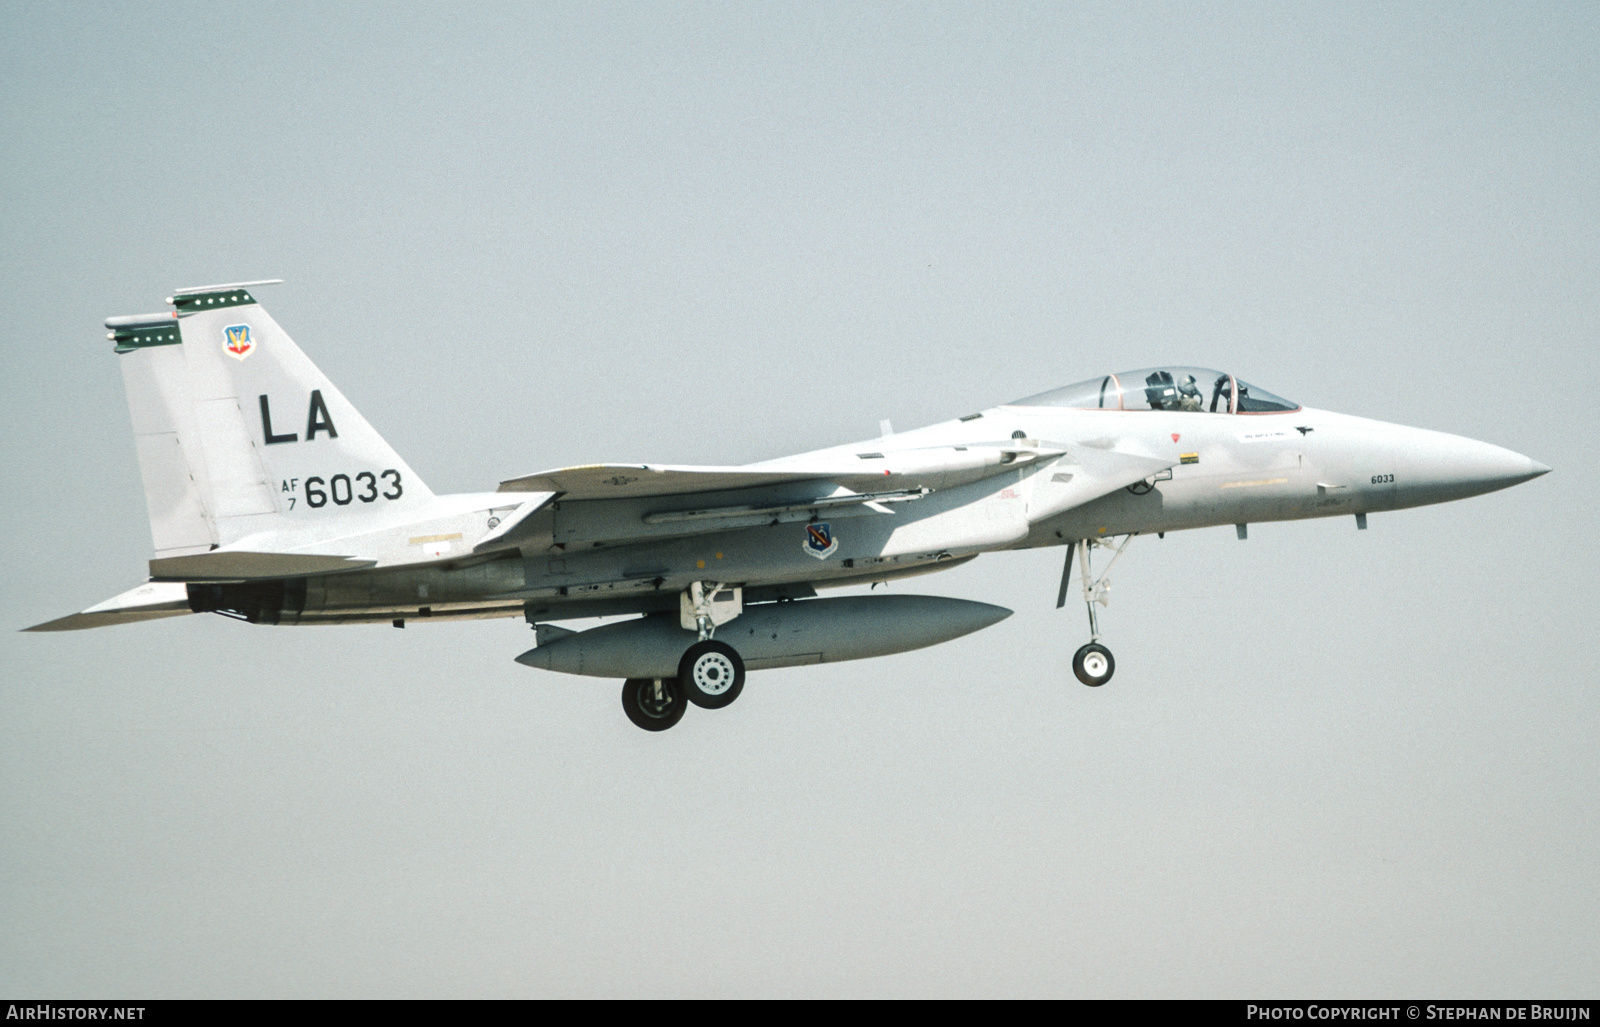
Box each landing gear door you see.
[680,586,742,631]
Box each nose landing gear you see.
[1059,535,1135,687]
[1072,641,1115,687]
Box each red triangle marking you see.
[1171,433,1181,443]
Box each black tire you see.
[621,677,688,731]
[1072,642,1115,687]
[678,639,746,709]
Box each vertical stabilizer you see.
[110,282,433,552]
[114,312,216,557]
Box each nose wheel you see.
[1072,642,1115,687]
[1058,535,1134,688]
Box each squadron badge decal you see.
[803,522,839,560]
[223,324,255,360]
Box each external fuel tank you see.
[516,594,1012,679]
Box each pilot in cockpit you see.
[1175,374,1203,411]
[1145,370,1205,411]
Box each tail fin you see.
[110,280,433,556]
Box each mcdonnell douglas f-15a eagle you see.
[28,281,1551,730]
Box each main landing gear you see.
[621,676,688,731]
[622,581,748,730]
[1058,535,1135,687]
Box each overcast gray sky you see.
[2,1,1595,998]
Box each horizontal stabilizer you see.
[24,581,192,632]
[149,551,376,581]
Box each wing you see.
[496,442,1068,501]
[498,441,1162,549]
[497,464,825,500]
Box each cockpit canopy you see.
[1012,367,1299,414]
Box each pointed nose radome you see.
[1393,427,1551,507]
[1481,449,1553,490]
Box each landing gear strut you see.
[1059,534,1135,687]
[621,581,750,728]
[678,581,747,709]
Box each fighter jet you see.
[28,281,1550,730]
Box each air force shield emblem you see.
[223,324,254,360]
[803,522,839,560]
